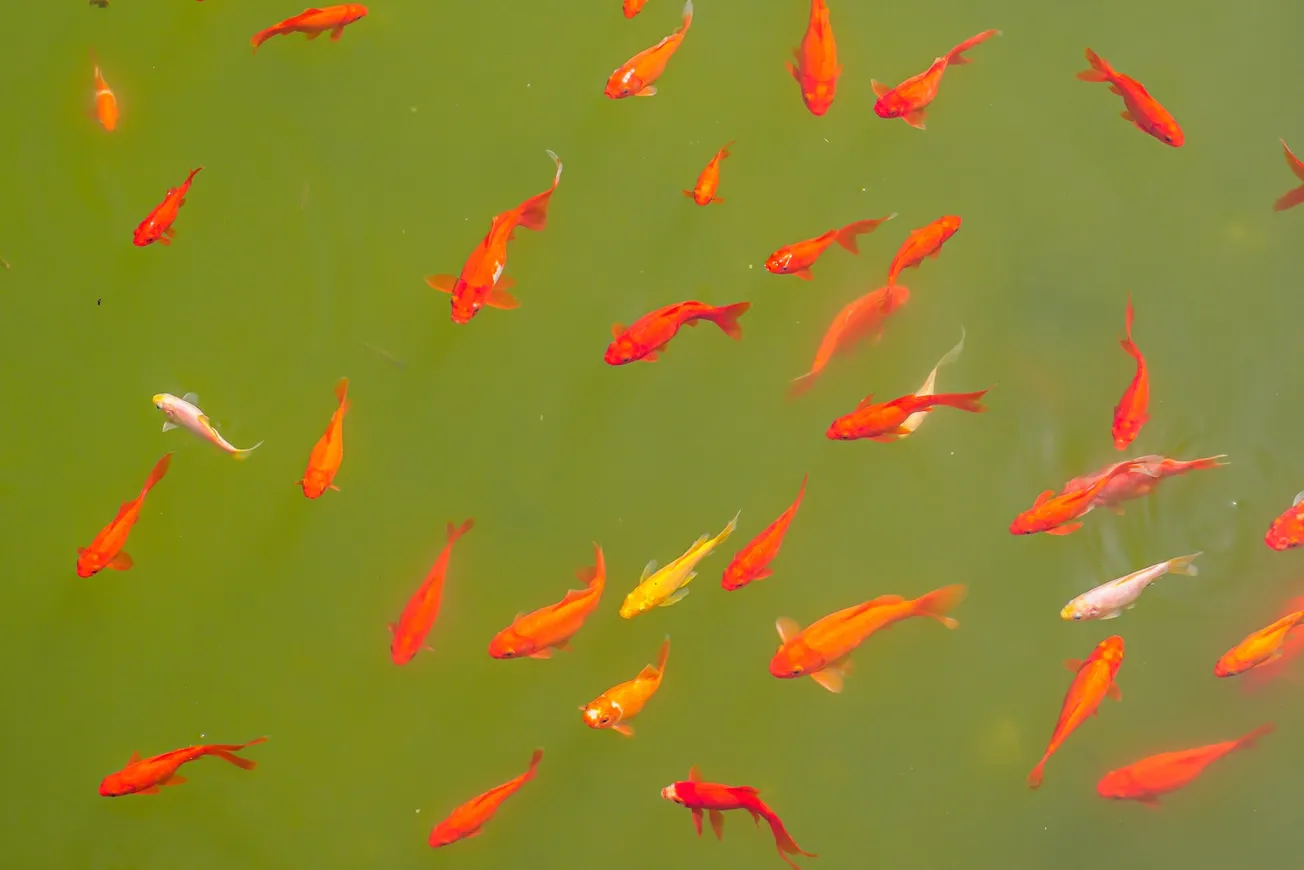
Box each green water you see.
[4,1,1303,867]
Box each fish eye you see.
[789,667,802,676]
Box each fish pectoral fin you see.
[870,79,891,97]
[161,421,177,432]
[660,590,690,607]
[680,571,697,587]
[487,285,519,310]
[613,723,635,737]
[691,807,704,836]
[162,775,187,787]
[639,560,658,581]
[708,809,725,840]
[904,110,927,129]
[1032,490,1055,508]
[809,668,845,693]
[305,30,323,40]
[774,617,802,644]
[1100,610,1121,620]
[107,551,134,571]
[1062,659,1084,672]
[425,274,456,293]
[527,648,553,660]
[181,392,199,404]
[854,393,875,410]
[1120,110,1136,123]
[1046,522,1082,536]
[139,785,161,795]
[634,86,657,97]
[794,268,814,280]
[1107,681,1123,701]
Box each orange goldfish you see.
[1027,635,1124,789]
[251,5,368,52]
[1215,610,1304,677]
[683,141,734,205]
[581,636,670,736]
[722,474,807,591]
[1097,723,1274,806]
[826,388,989,442]
[1242,594,1304,692]
[1112,292,1149,450]
[769,585,965,693]
[788,284,910,397]
[77,453,172,578]
[1060,454,1227,516]
[786,0,841,116]
[297,377,349,498]
[133,167,202,247]
[605,0,693,98]
[91,52,118,132]
[885,215,961,286]
[623,0,647,17]
[1075,48,1183,147]
[488,544,605,659]
[428,749,543,847]
[1274,139,1304,211]
[1010,460,1149,536]
[389,519,475,665]
[605,300,750,364]
[888,328,967,440]
[99,737,267,796]
[764,215,895,280]
[1265,490,1304,551]
[872,30,1000,129]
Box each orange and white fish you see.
[889,328,966,440]
[826,387,989,442]
[1274,139,1304,211]
[1010,460,1150,536]
[297,377,349,498]
[91,52,118,131]
[722,474,807,591]
[1075,48,1183,147]
[1027,635,1124,789]
[488,544,605,659]
[764,215,895,280]
[1112,293,1149,450]
[1097,723,1274,806]
[76,453,172,578]
[99,737,267,796]
[153,392,263,459]
[683,141,734,206]
[581,636,670,736]
[788,284,910,397]
[605,0,693,98]
[885,216,961,286]
[786,0,841,116]
[1215,610,1304,677]
[428,749,543,847]
[871,29,1000,129]
[1061,454,1228,516]
[251,5,369,52]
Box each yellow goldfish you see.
[619,511,739,618]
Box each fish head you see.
[97,773,131,797]
[447,281,481,324]
[800,80,837,117]
[1265,510,1304,551]
[1094,769,1133,800]
[660,781,686,804]
[603,337,640,366]
[1213,651,1245,678]
[823,416,859,441]
[1095,635,1125,666]
[581,697,621,730]
[622,0,644,16]
[132,223,158,247]
[1112,417,1143,451]
[768,642,815,679]
[299,471,328,500]
[75,548,100,578]
[487,626,534,660]
[151,393,175,413]
[873,91,909,119]
[936,215,963,238]
[343,4,370,24]
[427,822,463,848]
[604,70,643,100]
[618,593,649,619]
[1059,598,1097,622]
[763,248,793,274]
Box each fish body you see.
[133,167,202,246]
[91,52,118,131]
[1010,461,1149,536]
[99,737,267,796]
[298,377,349,498]
[786,0,841,116]
[1097,723,1275,805]
[581,636,670,736]
[621,513,738,617]
[428,749,543,847]
[764,215,895,280]
[605,300,750,364]
[1075,48,1183,146]
[390,519,475,665]
[605,0,693,98]
[251,5,368,52]
[489,544,605,658]
[1215,610,1304,677]
[1112,293,1149,449]
[1027,636,1124,788]
[1265,489,1304,550]
[1061,454,1227,515]
[871,30,1000,129]
[1061,552,1202,621]
[153,392,263,458]
[788,284,910,397]
[826,388,988,442]
[722,474,807,590]
[885,216,961,285]
[77,453,171,577]
[683,141,734,205]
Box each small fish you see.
[892,328,967,440]
[722,474,807,591]
[1265,489,1304,551]
[871,29,1000,129]
[623,0,647,18]
[1097,723,1275,806]
[605,300,750,365]
[885,216,961,286]
[428,749,543,847]
[661,766,817,870]
[133,167,202,247]
[1027,635,1124,789]
[153,392,263,459]
[297,377,349,499]
[1274,139,1304,211]
[1112,292,1149,449]
[581,636,670,736]
[764,215,896,280]
[786,0,841,116]
[683,141,734,206]
[489,544,605,658]
[605,0,693,98]
[77,453,171,577]
[1215,610,1304,677]
[621,512,738,617]
[826,387,989,442]
[251,5,369,52]
[788,284,910,397]
[1061,552,1202,622]
[1061,454,1228,516]
[99,737,267,796]
[1075,48,1183,147]
[90,52,118,132]
[1241,594,1304,692]
[389,519,474,665]
[1010,460,1151,536]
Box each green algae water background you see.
[2,1,1303,868]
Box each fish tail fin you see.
[946,29,1000,65]
[680,0,693,33]
[755,805,818,865]
[834,213,896,254]
[209,737,267,770]
[576,543,605,589]
[934,325,967,370]
[1076,47,1111,82]
[515,150,564,231]
[142,453,173,493]
[1189,454,1230,470]
[524,748,545,777]
[1166,552,1203,577]
[1274,185,1304,212]
[934,388,990,413]
[446,517,476,544]
[1236,722,1276,750]
[708,302,751,339]
[914,584,967,628]
[1283,139,1304,182]
[233,441,264,461]
[640,635,671,681]
[787,370,820,399]
[333,377,350,412]
[1026,760,1046,789]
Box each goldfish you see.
[1097,723,1275,806]
[786,0,841,116]
[661,765,817,870]
[825,387,989,442]
[871,29,1000,129]
[91,52,118,131]
[1215,610,1304,677]
[428,749,543,847]
[1060,454,1227,516]
[605,300,750,365]
[623,0,647,18]
[1010,460,1150,536]
[885,215,961,285]
[1075,48,1183,147]
[426,150,563,324]
[76,453,171,577]
[251,5,368,52]
[133,167,202,247]
[581,636,670,736]
[788,284,910,397]
[297,377,349,498]
[891,328,967,440]
[620,512,738,617]
[769,585,966,693]
[489,543,605,658]
[1027,635,1124,789]
[682,141,734,206]
[722,474,807,591]
[1060,552,1202,622]
[605,0,693,98]
[1265,489,1304,551]
[153,392,263,459]
[99,737,267,796]
[389,519,474,665]
[1274,139,1304,211]
[1112,293,1149,449]
[1241,594,1304,692]
[764,215,896,280]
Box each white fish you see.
[152,392,263,459]
[1061,552,1202,621]
[898,327,966,438]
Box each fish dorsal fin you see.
[639,560,657,581]
[871,594,906,605]
[688,765,702,782]
[1063,658,1084,672]
[775,617,802,643]
[128,751,140,764]
[1032,490,1056,508]
[161,421,177,432]
[855,393,875,410]
[691,533,710,548]
[181,392,198,405]
[611,323,626,339]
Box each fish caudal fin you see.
[833,213,896,254]
[333,377,350,411]
[1274,186,1304,212]
[645,635,670,678]
[945,29,1000,65]
[1167,552,1202,577]
[1235,722,1275,750]
[143,453,173,493]
[209,736,268,770]
[914,584,967,628]
[446,517,475,544]
[934,388,991,413]
[708,302,751,339]
[757,807,818,868]
[233,441,264,461]
[515,150,564,232]
[1076,48,1111,82]
[680,0,693,32]
[524,748,545,777]
[1027,759,1047,789]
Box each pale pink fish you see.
[894,327,965,439]
[1060,552,1202,621]
[152,392,263,459]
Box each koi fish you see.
[91,52,118,131]
[788,284,910,397]
[1060,454,1228,515]
[389,519,474,665]
[251,5,369,52]
[133,167,202,247]
[428,749,543,847]
[885,215,961,285]
[1060,552,1201,622]
[623,0,647,18]
[1265,489,1304,551]
[786,0,841,116]
[1097,723,1274,805]
[683,141,734,206]
[661,765,817,870]
[722,474,807,591]
[1274,139,1304,211]
[605,0,693,98]
[76,453,171,577]
[764,215,896,280]
[1027,635,1124,789]
[426,150,563,324]
[581,636,670,736]
[297,377,349,498]
[1215,610,1304,677]
[770,585,965,693]
[99,737,267,796]
[620,512,738,617]
[605,300,750,365]
[871,29,1000,129]
[153,392,263,458]
[488,544,605,658]
[1010,460,1150,536]
[1075,48,1183,147]
[1112,293,1149,449]
[893,328,967,440]
[826,387,989,442]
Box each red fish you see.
[605,300,750,365]
[605,0,693,98]
[77,453,172,578]
[251,5,369,52]
[1112,292,1149,449]
[99,737,267,796]
[826,388,988,442]
[91,52,118,132]
[788,284,910,397]
[764,215,895,280]
[661,765,817,870]
[1075,48,1183,147]
[683,141,734,206]
[297,377,349,499]
[1265,489,1304,551]
[428,749,543,847]
[1027,635,1124,789]
[623,0,647,16]
[722,474,807,591]
[1215,610,1304,677]
[786,0,841,116]
[389,519,475,665]
[133,167,202,247]
[1060,453,1227,515]
[1097,723,1274,806]
[885,216,961,286]
[1274,139,1304,211]
[1010,461,1149,536]
[872,30,1000,129]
